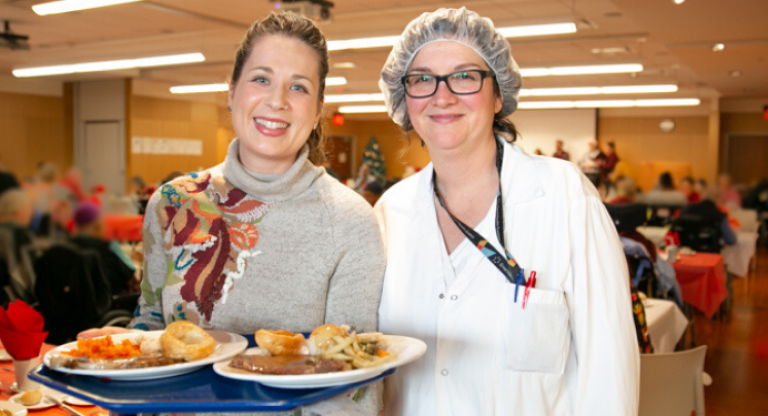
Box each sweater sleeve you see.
[128,190,168,331]
[567,193,640,416]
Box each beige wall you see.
[598,115,711,190]
[129,96,222,185]
[0,91,69,179]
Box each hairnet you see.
[379,7,522,132]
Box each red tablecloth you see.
[103,214,143,242]
[672,252,728,318]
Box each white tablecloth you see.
[644,298,688,353]
[721,231,758,278]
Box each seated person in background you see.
[0,189,35,303]
[679,199,737,246]
[70,201,137,295]
[743,177,768,212]
[679,176,701,203]
[363,181,385,207]
[608,176,639,204]
[716,173,742,208]
[644,171,687,206]
[694,178,709,200]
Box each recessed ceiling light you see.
[170,77,348,93]
[672,0,685,4]
[325,93,384,103]
[327,22,576,51]
[729,70,742,77]
[591,47,630,55]
[518,98,700,109]
[325,77,347,86]
[338,105,388,114]
[520,63,643,77]
[13,53,205,77]
[711,43,725,52]
[32,0,142,16]
[332,62,356,69]
[520,84,677,96]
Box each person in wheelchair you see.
[674,199,736,253]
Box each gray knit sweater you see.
[130,139,385,414]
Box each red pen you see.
[523,271,536,309]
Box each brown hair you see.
[231,12,329,165]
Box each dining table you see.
[670,252,729,319]
[0,343,108,416]
[643,298,689,353]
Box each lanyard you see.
[433,139,522,284]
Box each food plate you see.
[213,335,426,389]
[10,393,56,410]
[0,401,27,416]
[0,348,11,361]
[44,330,248,381]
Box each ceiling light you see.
[520,63,643,77]
[518,98,700,109]
[711,43,725,51]
[327,22,576,51]
[672,0,686,4]
[325,93,384,103]
[520,84,677,96]
[338,105,388,114]
[170,83,228,94]
[32,0,142,16]
[590,47,630,54]
[496,23,577,38]
[13,52,204,78]
[325,77,347,86]
[729,70,742,77]
[170,77,350,93]
[332,62,357,69]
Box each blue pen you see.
[514,268,525,303]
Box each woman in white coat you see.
[375,8,639,416]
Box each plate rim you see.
[44,330,248,380]
[213,334,426,388]
[0,400,28,416]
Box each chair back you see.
[730,208,759,232]
[639,345,707,416]
[33,243,112,344]
[606,203,647,232]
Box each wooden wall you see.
[0,91,70,179]
[128,96,223,185]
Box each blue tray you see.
[28,334,394,413]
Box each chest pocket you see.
[496,284,571,374]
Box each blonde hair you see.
[0,189,31,219]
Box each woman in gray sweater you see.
[81,11,385,415]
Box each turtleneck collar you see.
[222,138,323,203]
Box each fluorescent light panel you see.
[520,84,677,97]
[32,0,141,16]
[325,93,384,103]
[338,105,388,114]
[327,22,576,51]
[518,98,700,109]
[521,63,643,77]
[13,53,205,78]
[170,77,348,94]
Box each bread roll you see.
[255,329,305,356]
[19,389,42,406]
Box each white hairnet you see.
[379,7,522,132]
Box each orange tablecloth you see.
[671,253,728,318]
[0,343,108,416]
[103,214,143,242]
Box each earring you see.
[227,106,232,112]
[313,122,318,129]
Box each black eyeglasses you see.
[401,70,495,98]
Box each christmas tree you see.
[362,137,386,182]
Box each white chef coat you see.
[374,138,640,416]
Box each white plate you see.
[63,396,94,406]
[10,393,56,410]
[213,335,427,389]
[0,348,11,361]
[0,401,27,416]
[44,330,248,381]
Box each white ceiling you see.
[1,0,766,110]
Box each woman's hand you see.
[77,326,136,339]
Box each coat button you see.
[439,293,445,299]
[441,369,449,376]
[450,295,458,301]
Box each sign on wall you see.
[131,137,203,155]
